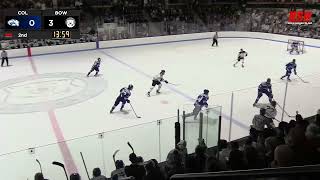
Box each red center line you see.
[28,56,78,174]
[48,110,78,174]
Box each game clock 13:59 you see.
[52,30,71,39]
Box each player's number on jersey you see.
[49,20,53,27]
[29,20,35,27]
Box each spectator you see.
[228,141,247,170]
[264,136,284,166]
[143,160,164,180]
[70,173,81,180]
[124,153,146,180]
[206,156,225,172]
[137,156,144,164]
[34,173,44,180]
[91,168,107,180]
[217,139,230,169]
[250,108,275,141]
[271,144,294,167]
[287,126,320,166]
[187,145,208,173]
[243,137,261,169]
[176,140,188,168]
[111,160,127,179]
[165,149,184,178]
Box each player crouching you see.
[147,70,168,97]
[110,84,133,113]
[87,58,101,77]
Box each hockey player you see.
[253,100,277,121]
[233,49,248,68]
[110,84,133,113]
[280,59,297,81]
[1,49,9,67]
[193,89,210,120]
[147,70,168,97]
[87,58,101,77]
[254,78,273,105]
[212,32,218,47]
[290,41,299,54]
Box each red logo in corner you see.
[288,10,312,25]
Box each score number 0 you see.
[29,20,35,26]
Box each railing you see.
[211,73,320,142]
[0,116,178,180]
[171,164,320,179]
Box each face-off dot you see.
[161,100,168,104]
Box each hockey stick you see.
[296,74,309,83]
[52,161,69,180]
[167,82,180,86]
[80,152,90,180]
[276,103,295,118]
[129,103,141,118]
[113,149,120,168]
[36,159,43,174]
[127,142,135,154]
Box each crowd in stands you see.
[32,108,320,180]
[1,0,320,49]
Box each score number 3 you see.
[49,20,54,27]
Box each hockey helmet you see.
[160,70,165,74]
[267,78,271,83]
[240,48,243,51]
[204,89,209,94]
[128,84,134,90]
[97,57,101,61]
[292,59,296,63]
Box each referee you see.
[212,32,218,47]
[1,49,9,67]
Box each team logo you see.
[7,19,20,27]
[288,10,312,25]
[65,17,76,28]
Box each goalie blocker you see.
[287,39,304,54]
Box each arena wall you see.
[7,32,320,58]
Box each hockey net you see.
[287,39,304,54]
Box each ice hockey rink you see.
[1,32,320,179]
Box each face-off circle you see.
[0,72,107,114]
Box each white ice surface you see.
[1,37,320,179]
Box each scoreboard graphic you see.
[3,10,80,39]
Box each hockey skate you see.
[156,90,160,94]
[147,92,150,97]
[242,64,244,68]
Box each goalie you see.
[290,41,300,55]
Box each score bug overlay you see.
[3,9,80,39]
[4,10,42,30]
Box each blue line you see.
[98,50,250,130]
